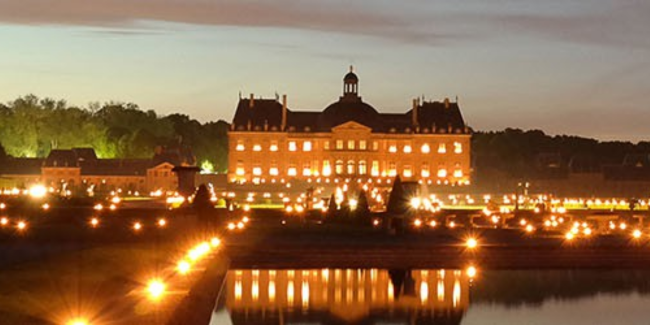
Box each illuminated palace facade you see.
[228,68,471,186]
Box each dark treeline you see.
[0,95,229,172]
[473,128,650,181]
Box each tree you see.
[326,193,337,219]
[355,190,371,224]
[386,176,408,215]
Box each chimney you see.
[412,98,418,127]
[281,94,287,131]
[444,97,450,109]
[249,93,255,108]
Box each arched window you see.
[347,160,356,175]
[335,160,344,175]
[358,161,367,175]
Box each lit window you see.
[336,140,344,150]
[322,161,332,176]
[303,141,312,152]
[324,141,330,150]
[269,167,279,176]
[438,143,447,154]
[389,145,397,153]
[421,163,430,177]
[403,145,412,153]
[403,166,412,178]
[288,167,297,176]
[335,160,344,175]
[359,140,367,150]
[454,142,462,154]
[302,163,311,176]
[270,142,278,152]
[388,162,397,177]
[347,160,355,174]
[359,161,367,175]
[371,161,380,176]
[437,168,447,178]
[288,141,297,152]
[348,140,355,150]
[253,144,262,152]
[253,166,262,176]
[236,141,245,151]
[373,141,379,151]
[454,169,463,178]
[421,144,430,153]
[236,167,245,176]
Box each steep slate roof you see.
[232,99,283,131]
[41,148,177,176]
[80,159,153,176]
[44,149,80,167]
[0,158,44,175]
[231,71,468,134]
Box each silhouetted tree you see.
[327,193,337,219]
[387,176,408,215]
[355,190,371,224]
[192,184,214,227]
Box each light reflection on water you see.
[211,269,650,325]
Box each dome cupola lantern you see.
[343,65,359,99]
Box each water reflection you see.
[214,268,650,324]
[223,268,470,324]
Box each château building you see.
[228,68,471,186]
[0,148,181,193]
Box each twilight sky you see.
[1,0,649,141]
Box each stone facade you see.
[228,68,471,186]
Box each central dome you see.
[321,100,381,129]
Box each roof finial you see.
[349,65,354,73]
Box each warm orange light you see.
[0,217,8,226]
[210,237,221,247]
[177,260,191,275]
[525,224,535,233]
[133,222,142,231]
[227,222,236,230]
[146,279,166,300]
[413,219,422,227]
[17,221,27,231]
[42,203,50,210]
[429,220,437,228]
[466,238,478,249]
[372,219,380,227]
[0,203,5,209]
[90,218,99,227]
[565,232,575,240]
[67,318,89,325]
[93,204,103,211]
[237,221,245,229]
[28,184,47,198]
[157,218,167,227]
[466,266,477,278]
[242,216,250,223]
[633,229,642,239]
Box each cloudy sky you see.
[1,0,648,140]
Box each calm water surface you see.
[210,268,650,325]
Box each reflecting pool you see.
[211,268,650,325]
